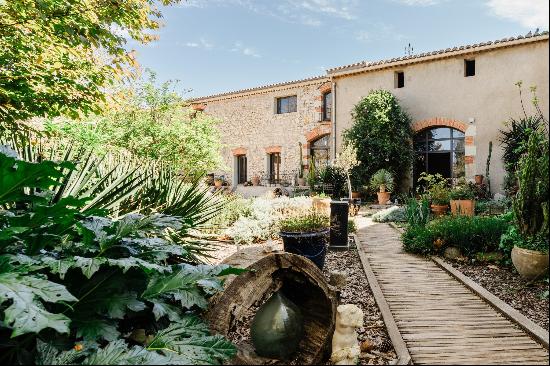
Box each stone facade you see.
[194,77,331,185]
[192,33,549,193]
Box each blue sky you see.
[128,0,549,98]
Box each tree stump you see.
[206,246,337,365]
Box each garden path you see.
[355,217,549,365]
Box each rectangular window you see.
[395,71,405,88]
[276,95,297,114]
[465,59,475,77]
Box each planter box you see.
[450,199,475,216]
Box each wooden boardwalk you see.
[356,219,549,365]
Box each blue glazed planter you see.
[280,229,329,270]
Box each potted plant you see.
[333,143,360,201]
[214,177,224,188]
[251,175,261,186]
[279,211,330,269]
[297,142,306,186]
[449,182,475,216]
[509,132,549,280]
[370,169,394,205]
[418,173,450,216]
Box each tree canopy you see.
[0,0,178,125]
[344,90,413,191]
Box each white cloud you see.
[486,0,549,28]
[182,37,214,50]
[356,30,370,42]
[392,0,444,5]
[231,42,262,58]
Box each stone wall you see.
[195,77,331,185]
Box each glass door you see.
[237,155,247,184]
[269,153,281,184]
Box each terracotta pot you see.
[251,176,260,186]
[474,175,484,185]
[450,199,475,216]
[377,191,391,205]
[312,197,331,215]
[351,191,361,199]
[430,204,448,217]
[297,177,306,186]
[511,246,549,280]
[214,180,223,188]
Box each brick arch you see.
[411,118,467,134]
[305,123,332,143]
[231,147,247,156]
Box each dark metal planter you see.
[280,229,329,270]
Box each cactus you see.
[298,142,304,179]
[513,133,549,240]
[485,141,492,197]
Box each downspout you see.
[331,81,337,160]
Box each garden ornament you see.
[330,304,364,365]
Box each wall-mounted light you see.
[468,117,475,124]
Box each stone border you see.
[353,233,412,365]
[432,257,550,350]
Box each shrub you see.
[280,212,330,233]
[225,196,313,244]
[512,131,549,252]
[344,90,413,191]
[417,173,450,205]
[402,214,509,257]
[449,182,475,200]
[0,149,239,365]
[405,197,431,227]
[369,169,394,193]
[402,225,434,255]
[372,206,407,223]
[428,215,509,256]
[320,166,347,199]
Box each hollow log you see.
[206,246,337,365]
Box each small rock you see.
[329,270,348,289]
[360,340,375,352]
[444,246,462,260]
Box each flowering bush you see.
[372,206,407,223]
[225,196,312,245]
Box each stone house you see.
[191,32,549,194]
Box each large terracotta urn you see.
[511,246,549,280]
[430,204,448,217]
[450,200,475,216]
[251,175,260,186]
[376,191,390,205]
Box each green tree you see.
[46,71,224,177]
[344,90,413,191]
[0,0,178,125]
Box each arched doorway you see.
[413,127,465,186]
[310,135,330,168]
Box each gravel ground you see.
[323,247,397,365]
[445,260,549,330]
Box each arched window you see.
[413,127,465,185]
[322,92,332,121]
[310,135,330,168]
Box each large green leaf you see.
[0,272,77,337]
[0,151,73,205]
[147,324,236,365]
[82,340,168,365]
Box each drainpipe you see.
[331,81,337,160]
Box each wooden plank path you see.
[355,218,549,365]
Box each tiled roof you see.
[190,75,328,102]
[191,31,548,102]
[327,31,549,75]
